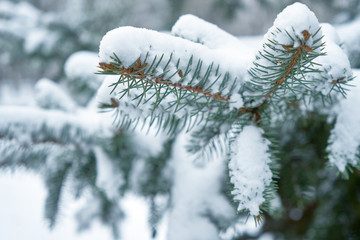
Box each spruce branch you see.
[244,28,325,117]
[45,161,72,228]
[98,59,230,102]
[97,54,239,134]
[264,31,314,99]
[97,26,246,134]
[242,20,353,126]
[93,4,358,233]
[0,139,62,169]
[226,3,353,221]
[0,106,99,146]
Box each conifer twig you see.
[98,60,230,102]
[240,30,315,124]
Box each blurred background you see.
[1,0,360,86]
[1,0,360,239]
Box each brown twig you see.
[98,60,230,101]
[240,30,313,123]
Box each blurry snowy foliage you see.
[2,0,360,83]
[0,0,132,83]
[0,1,85,82]
[1,1,360,240]
[0,50,174,238]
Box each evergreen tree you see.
[1,2,360,240]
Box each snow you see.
[0,105,107,145]
[321,23,341,46]
[24,29,50,54]
[257,2,322,64]
[248,2,352,102]
[170,14,253,111]
[311,23,352,95]
[34,78,77,112]
[131,125,167,158]
[0,83,36,106]
[96,75,163,129]
[94,147,124,200]
[0,171,113,240]
[11,1,40,20]
[319,23,351,76]
[336,17,360,67]
[268,2,321,48]
[315,41,352,93]
[96,76,118,105]
[0,85,170,240]
[64,51,102,86]
[167,133,235,240]
[229,93,244,110]
[64,51,104,105]
[0,171,167,240]
[258,233,275,240]
[0,1,49,52]
[327,69,360,171]
[219,217,262,240]
[98,26,247,99]
[97,20,261,129]
[171,14,248,50]
[229,125,273,216]
[0,1,39,23]
[246,2,325,102]
[120,194,167,240]
[0,1,37,38]
[2,2,360,239]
